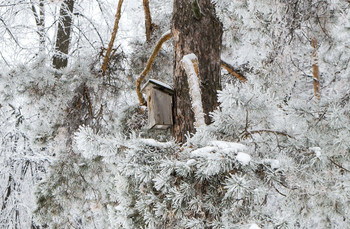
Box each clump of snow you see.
[263,159,280,169]
[249,223,261,229]
[138,138,173,148]
[191,146,217,158]
[186,159,197,166]
[209,140,246,152]
[310,147,322,158]
[181,53,205,129]
[236,152,251,166]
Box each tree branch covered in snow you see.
[181,53,205,129]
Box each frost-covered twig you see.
[136,31,172,105]
[181,53,205,129]
[329,158,350,173]
[245,129,294,138]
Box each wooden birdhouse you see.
[141,79,174,129]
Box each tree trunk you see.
[31,0,45,53]
[52,0,75,69]
[38,0,45,52]
[171,0,223,142]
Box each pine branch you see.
[101,0,124,76]
[220,60,247,83]
[136,31,172,105]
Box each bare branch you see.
[247,129,294,138]
[221,60,247,83]
[101,0,124,76]
[311,38,320,100]
[329,158,350,173]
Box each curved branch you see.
[136,31,172,105]
[221,60,247,83]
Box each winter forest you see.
[0,0,350,228]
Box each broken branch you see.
[221,60,247,83]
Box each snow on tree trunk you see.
[172,0,223,142]
[181,53,205,129]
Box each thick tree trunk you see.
[171,0,223,142]
[52,0,74,69]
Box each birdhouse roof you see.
[141,79,174,95]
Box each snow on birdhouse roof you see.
[141,79,174,95]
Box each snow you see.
[186,159,197,166]
[310,147,322,158]
[138,138,173,148]
[148,79,173,91]
[249,224,261,229]
[181,53,206,129]
[191,146,217,158]
[263,159,280,169]
[236,152,251,166]
[209,140,246,152]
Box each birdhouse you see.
[141,79,174,129]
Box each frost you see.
[138,138,173,148]
[310,147,322,158]
[181,53,206,129]
[191,146,217,157]
[209,140,246,152]
[236,152,251,165]
[186,159,197,166]
[263,159,280,169]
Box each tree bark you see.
[52,0,75,69]
[172,0,223,142]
